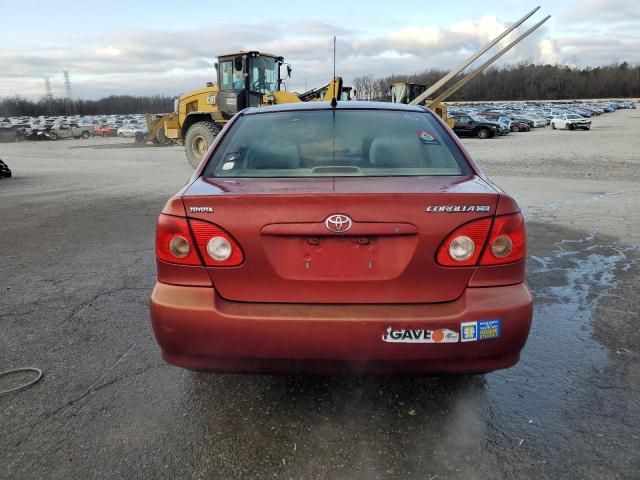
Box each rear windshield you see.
[204,109,471,178]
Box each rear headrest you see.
[369,137,423,168]
[249,145,300,169]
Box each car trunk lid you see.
[183,175,499,304]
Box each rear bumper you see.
[149,282,533,374]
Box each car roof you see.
[242,101,427,115]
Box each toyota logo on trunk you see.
[325,214,353,233]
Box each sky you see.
[0,0,638,100]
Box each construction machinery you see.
[390,83,427,104]
[150,8,548,167]
[298,82,353,102]
[144,51,346,167]
[389,81,456,127]
[390,6,550,127]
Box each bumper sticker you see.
[461,319,501,342]
[382,327,459,344]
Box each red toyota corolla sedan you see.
[150,102,533,374]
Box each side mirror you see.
[287,65,292,78]
[214,62,218,71]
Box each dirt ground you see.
[1,108,639,479]
[468,107,640,181]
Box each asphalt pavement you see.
[1,123,639,479]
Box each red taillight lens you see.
[436,218,492,267]
[156,214,201,265]
[436,213,526,267]
[480,213,526,265]
[189,219,244,266]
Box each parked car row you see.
[1,100,635,143]
[0,113,153,142]
[447,99,635,139]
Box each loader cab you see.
[341,87,354,101]
[390,82,427,104]
[216,51,284,119]
[314,81,350,102]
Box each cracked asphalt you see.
[1,108,639,479]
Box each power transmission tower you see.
[63,70,73,115]
[44,77,53,115]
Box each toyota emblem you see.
[325,214,353,233]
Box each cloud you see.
[554,34,640,66]
[538,38,560,65]
[95,46,122,58]
[562,0,640,25]
[1,11,638,100]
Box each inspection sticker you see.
[461,320,501,342]
[416,130,439,144]
[382,327,459,344]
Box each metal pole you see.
[410,6,541,106]
[427,15,551,108]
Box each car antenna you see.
[331,36,338,108]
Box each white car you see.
[523,114,547,127]
[117,124,147,137]
[551,114,591,131]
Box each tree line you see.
[353,61,640,101]
[0,95,175,117]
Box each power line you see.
[63,70,74,115]
[63,71,72,99]
[44,77,53,115]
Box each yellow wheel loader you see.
[389,81,455,127]
[145,51,345,167]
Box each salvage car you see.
[508,119,530,132]
[117,124,147,137]
[69,123,94,138]
[0,158,11,177]
[475,115,510,135]
[551,114,591,130]
[94,124,118,137]
[14,123,33,140]
[478,113,529,133]
[449,113,497,139]
[47,123,94,140]
[150,102,533,374]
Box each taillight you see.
[436,218,491,267]
[436,213,526,267]
[189,219,244,266]
[156,214,201,265]
[480,213,526,265]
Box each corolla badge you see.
[325,214,353,233]
[426,205,490,213]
